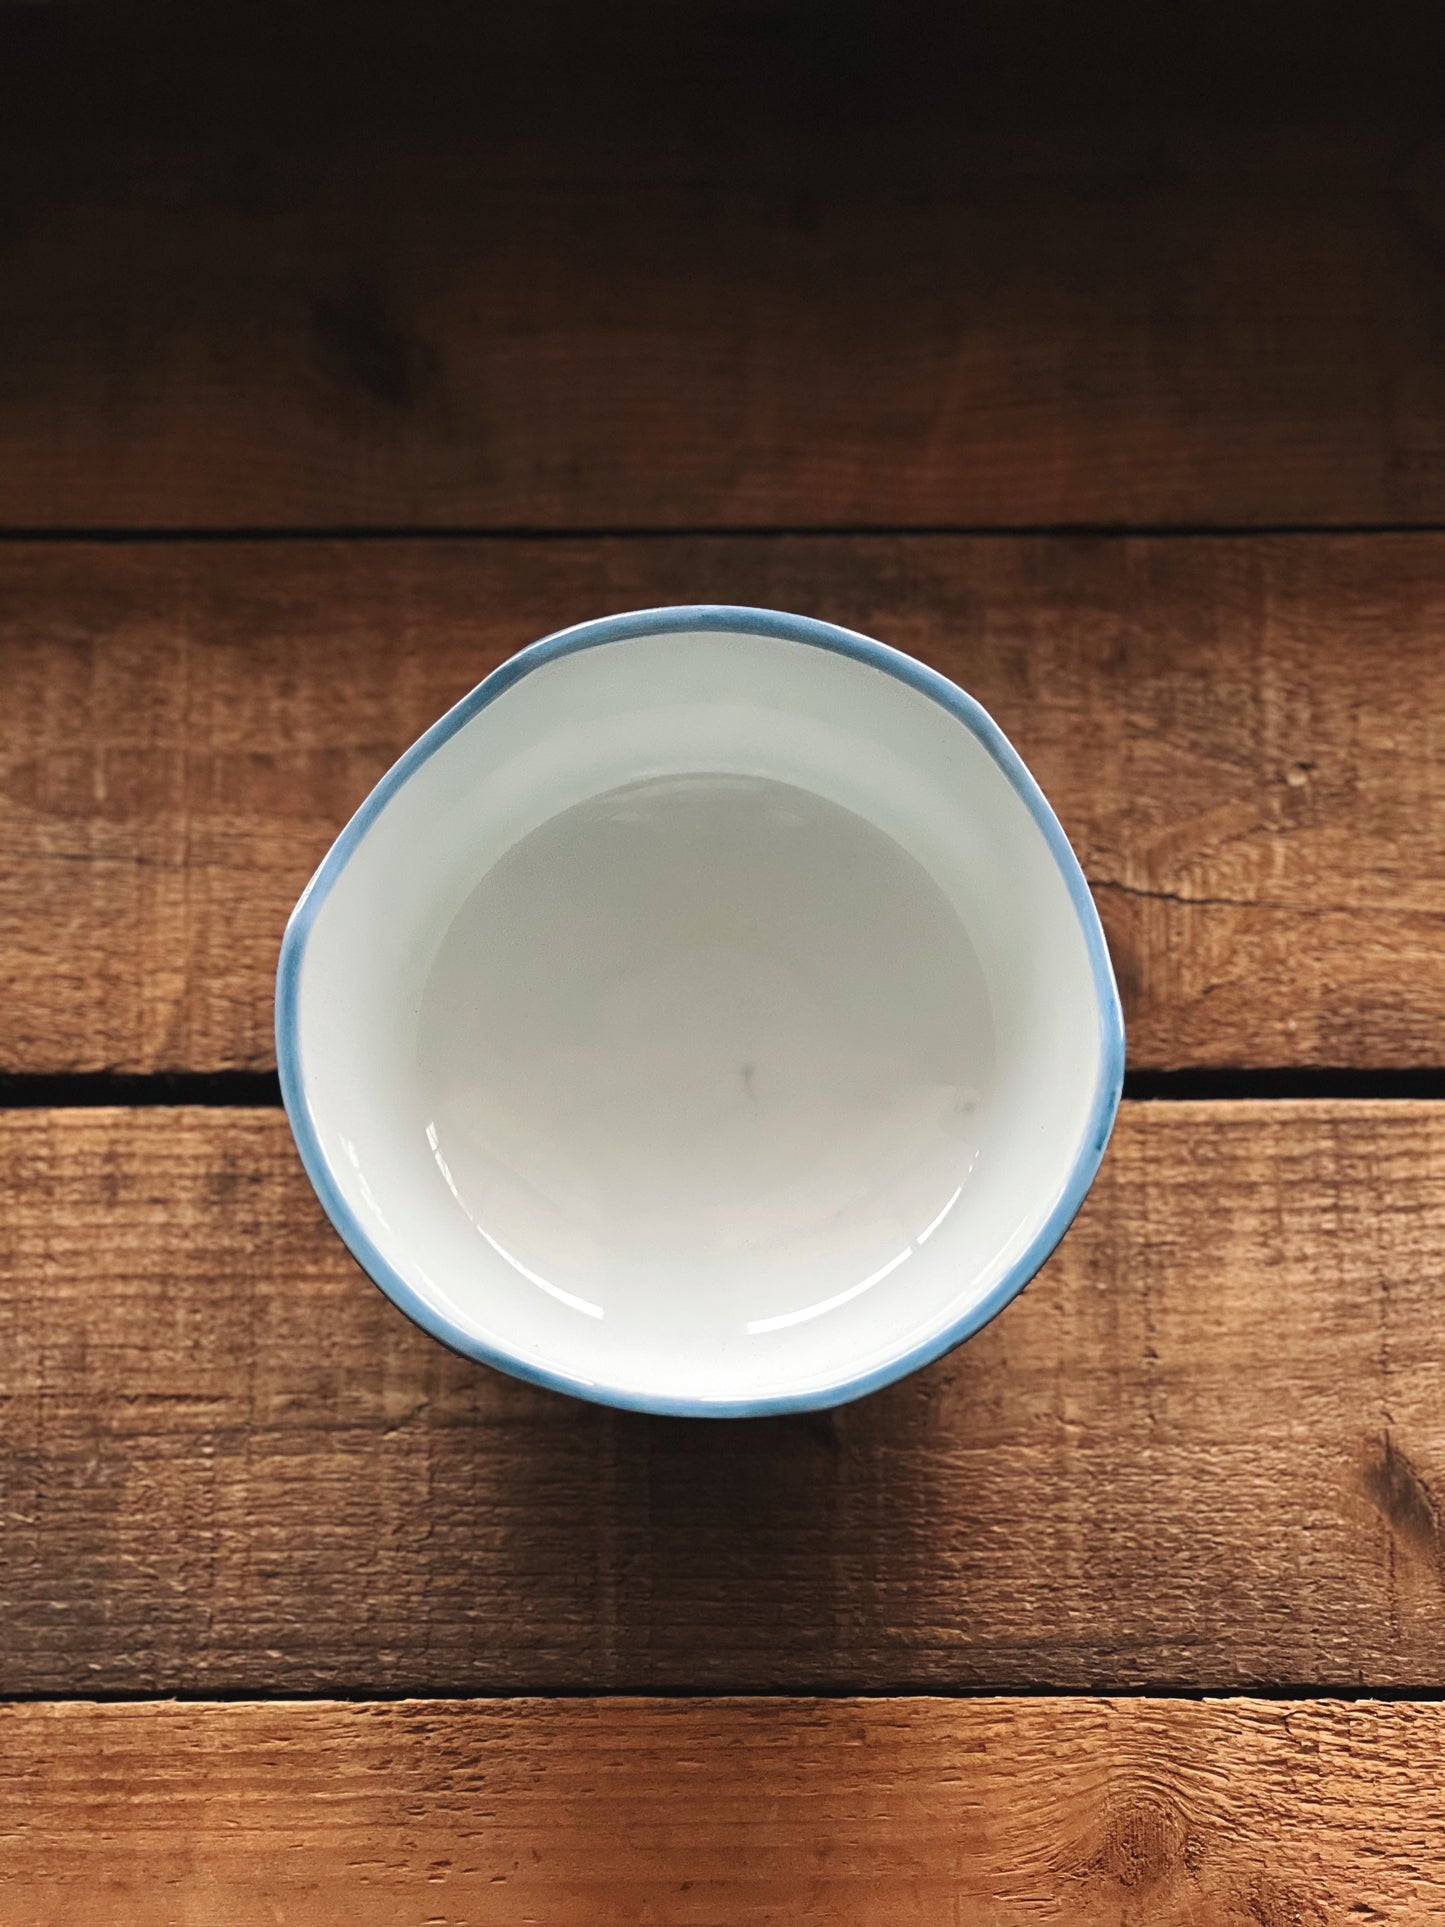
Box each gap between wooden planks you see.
[2,1696,1442,1923]
[1,1100,1442,1697]
[3,14,1445,532]
[3,535,1443,1076]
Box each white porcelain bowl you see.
[277,606,1123,1415]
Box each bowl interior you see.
[286,618,1116,1410]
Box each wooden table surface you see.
[3,5,1445,1920]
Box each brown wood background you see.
[7,1699,1445,1923]
[2,2,1444,1919]
[5,536,1443,1077]
[2,1101,1442,1697]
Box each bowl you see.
[276,605,1123,1415]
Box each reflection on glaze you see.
[472,1220,605,1321]
[426,1121,604,1319]
[916,1181,965,1246]
[745,1162,974,1334]
[340,1135,392,1233]
[746,1243,913,1335]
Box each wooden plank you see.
[3,7,1445,528]
[3,535,1442,1075]
[3,1696,1443,1922]
[2,1101,1442,1694]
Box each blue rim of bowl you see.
[276,604,1125,1417]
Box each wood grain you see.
[2,1101,1442,1695]
[3,1696,1443,1923]
[3,535,1442,1076]
[4,6,1445,528]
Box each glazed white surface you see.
[294,625,1104,1406]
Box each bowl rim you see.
[276,603,1125,1416]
